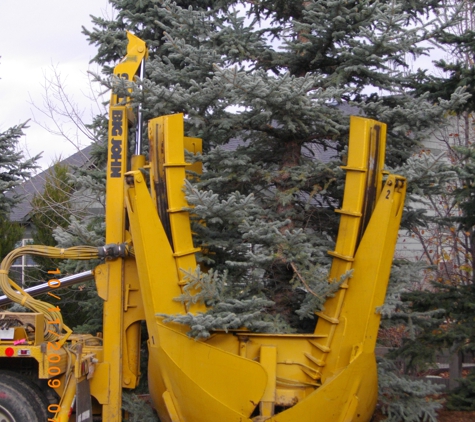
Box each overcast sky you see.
[1,1,449,172]
[0,0,112,169]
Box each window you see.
[10,239,37,288]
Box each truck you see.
[0,32,406,422]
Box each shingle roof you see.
[9,145,94,223]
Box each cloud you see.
[0,0,112,169]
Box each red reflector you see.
[5,347,14,357]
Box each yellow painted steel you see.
[312,116,388,378]
[123,113,405,421]
[122,258,145,389]
[102,30,147,421]
[54,372,76,422]
[147,115,204,312]
[260,346,278,417]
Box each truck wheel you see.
[0,371,52,416]
[0,372,48,422]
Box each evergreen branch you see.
[290,262,322,299]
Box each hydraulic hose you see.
[0,245,100,342]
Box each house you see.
[394,115,472,289]
[8,145,95,285]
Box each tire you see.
[2,371,54,417]
[0,371,50,422]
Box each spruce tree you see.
[395,141,475,406]
[82,0,466,333]
[377,357,443,422]
[30,161,75,271]
[383,0,475,408]
[447,371,475,411]
[0,122,39,284]
[0,122,40,214]
[0,215,23,261]
[78,0,472,418]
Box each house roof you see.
[10,105,361,223]
[9,145,94,223]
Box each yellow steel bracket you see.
[147,114,204,312]
[111,31,148,108]
[313,116,388,367]
[241,119,406,422]
[278,117,406,422]
[101,31,148,422]
[124,114,269,422]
